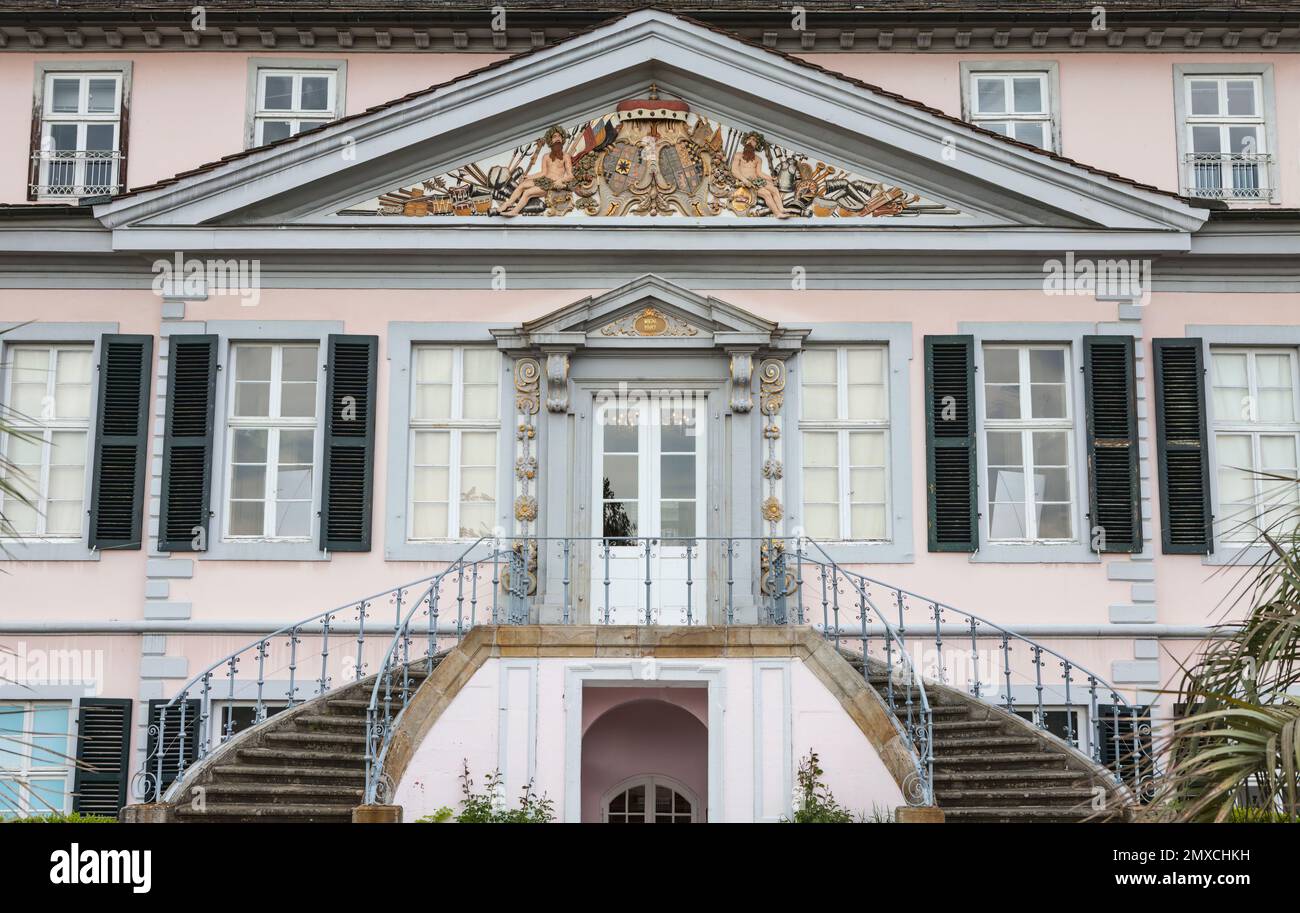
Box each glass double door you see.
[591,397,706,625]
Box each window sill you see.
[0,539,100,562]
[386,539,498,562]
[198,540,327,562]
[970,542,1099,564]
[1202,544,1271,567]
[807,540,913,565]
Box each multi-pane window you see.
[0,345,93,538]
[982,345,1075,542]
[1182,76,1269,200]
[0,702,72,819]
[253,69,338,145]
[799,347,889,541]
[1209,348,1300,542]
[225,343,319,540]
[968,71,1054,151]
[34,72,123,197]
[409,346,500,540]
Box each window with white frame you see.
[0,344,93,538]
[225,343,319,541]
[799,346,889,541]
[1209,348,1300,543]
[968,71,1054,151]
[409,346,500,540]
[0,701,72,818]
[253,69,338,145]
[1181,75,1269,200]
[34,71,123,198]
[982,344,1076,542]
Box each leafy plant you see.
[784,751,858,823]
[3,812,116,824]
[1143,469,1300,823]
[417,761,554,823]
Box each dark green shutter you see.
[1153,338,1212,554]
[143,698,200,798]
[1083,335,1142,553]
[72,698,132,817]
[158,334,217,552]
[320,334,377,551]
[88,334,153,550]
[925,335,978,552]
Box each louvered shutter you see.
[72,698,132,817]
[158,335,217,552]
[1083,336,1141,553]
[925,336,978,552]
[321,335,378,551]
[1153,339,1213,554]
[88,334,153,550]
[142,698,200,798]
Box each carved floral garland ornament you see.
[506,358,541,597]
[758,358,796,597]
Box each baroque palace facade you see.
[1,2,1298,822]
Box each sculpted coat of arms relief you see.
[346,88,952,219]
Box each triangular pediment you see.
[93,9,1207,247]
[491,275,804,351]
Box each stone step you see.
[236,747,366,768]
[264,730,367,748]
[932,768,1090,784]
[213,764,365,782]
[943,806,1119,823]
[932,751,1070,769]
[932,735,1040,752]
[935,787,1101,806]
[294,714,368,731]
[174,803,354,822]
[930,719,1005,734]
[202,781,363,802]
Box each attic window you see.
[967,71,1054,152]
[252,67,341,146]
[30,70,127,200]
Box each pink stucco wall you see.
[3,48,1296,204]
[392,657,908,822]
[6,284,1283,638]
[804,52,1300,206]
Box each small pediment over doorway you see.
[490,274,807,353]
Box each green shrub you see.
[417,761,554,823]
[784,751,863,823]
[4,812,116,824]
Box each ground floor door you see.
[590,395,706,624]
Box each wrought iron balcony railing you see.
[1181,151,1273,201]
[30,149,123,198]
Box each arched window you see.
[601,775,700,823]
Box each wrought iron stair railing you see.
[137,534,1148,812]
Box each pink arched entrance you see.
[580,687,708,823]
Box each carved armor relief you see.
[342,90,956,220]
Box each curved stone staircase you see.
[843,652,1134,822]
[165,659,441,823]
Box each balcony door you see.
[591,395,706,625]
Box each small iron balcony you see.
[30,149,124,198]
[1181,151,1273,201]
